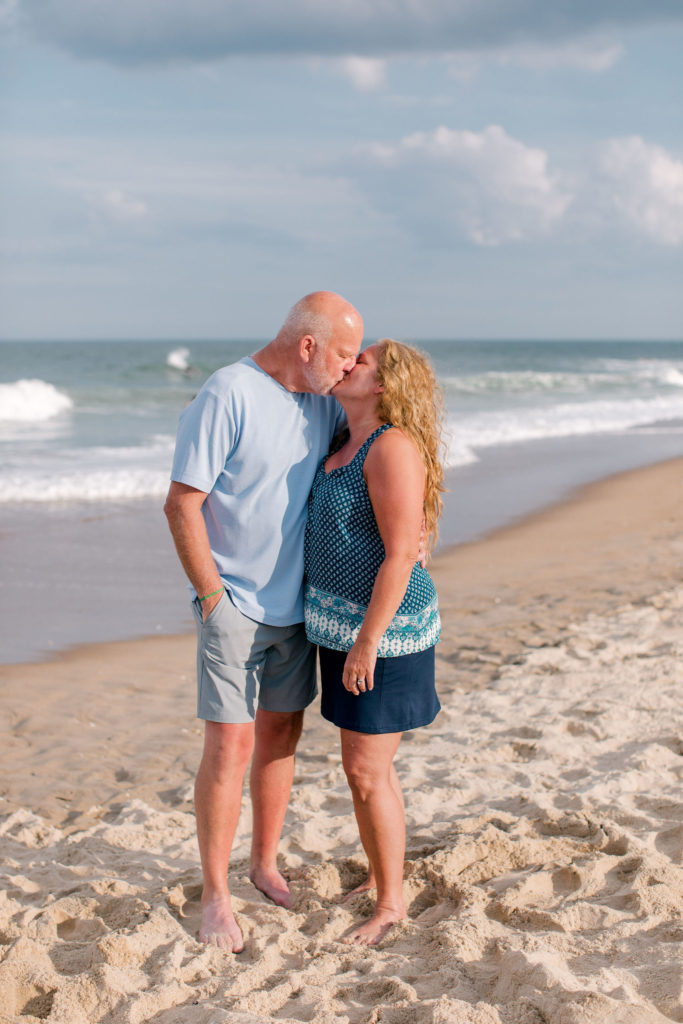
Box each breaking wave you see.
[0,379,73,422]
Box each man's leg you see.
[195,720,255,951]
[249,708,304,908]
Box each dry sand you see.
[1,458,682,1024]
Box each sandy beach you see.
[1,458,682,1024]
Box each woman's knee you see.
[343,755,386,800]
[341,731,400,799]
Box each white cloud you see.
[91,189,148,224]
[359,128,683,249]
[446,54,483,82]
[1,134,380,252]
[496,39,624,72]
[596,136,683,245]
[333,56,387,91]
[363,124,572,246]
[16,0,683,64]
[447,37,624,80]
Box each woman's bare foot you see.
[249,865,291,908]
[199,894,244,952]
[340,875,376,904]
[342,903,406,946]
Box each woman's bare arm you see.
[342,430,425,693]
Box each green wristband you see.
[198,587,224,602]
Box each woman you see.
[304,338,444,946]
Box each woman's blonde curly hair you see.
[375,339,445,552]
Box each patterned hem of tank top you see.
[304,583,441,656]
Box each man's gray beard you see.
[302,358,334,396]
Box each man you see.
[164,291,363,952]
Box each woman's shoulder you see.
[364,425,423,473]
[370,425,418,454]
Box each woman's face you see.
[332,344,383,401]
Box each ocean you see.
[2,338,683,662]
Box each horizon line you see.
[1,336,682,345]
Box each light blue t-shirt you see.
[171,357,345,626]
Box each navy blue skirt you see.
[318,645,440,734]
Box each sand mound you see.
[1,590,681,1023]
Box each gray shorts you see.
[191,588,317,724]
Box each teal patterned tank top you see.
[304,424,441,656]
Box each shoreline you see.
[1,414,682,665]
[1,454,680,806]
[3,450,682,673]
[1,455,681,1022]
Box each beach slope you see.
[1,459,682,1024]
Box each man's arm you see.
[164,481,224,619]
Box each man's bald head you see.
[253,291,363,395]
[278,291,362,348]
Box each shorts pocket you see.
[194,588,227,628]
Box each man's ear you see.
[299,335,316,363]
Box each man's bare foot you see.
[199,895,244,952]
[342,904,406,946]
[249,866,291,908]
[340,876,376,904]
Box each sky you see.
[1,1,682,341]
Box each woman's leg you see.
[340,728,406,944]
[342,762,404,899]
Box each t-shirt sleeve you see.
[170,385,236,493]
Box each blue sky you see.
[1,1,682,340]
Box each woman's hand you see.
[342,639,378,695]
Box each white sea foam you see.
[659,367,683,387]
[444,370,603,395]
[597,358,683,388]
[0,436,174,504]
[3,347,682,503]
[443,361,683,396]
[166,347,190,371]
[0,470,171,503]
[0,379,73,422]
[4,388,682,499]
[444,392,683,468]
